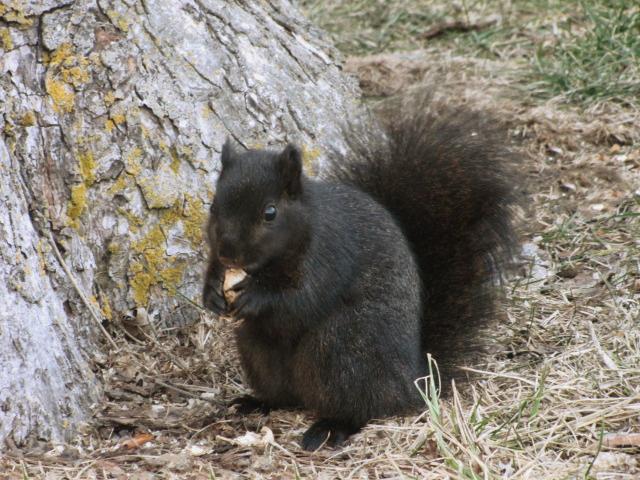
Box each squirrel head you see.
[208,140,311,274]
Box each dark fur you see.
[331,94,520,381]
[202,95,519,450]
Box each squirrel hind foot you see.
[301,418,363,451]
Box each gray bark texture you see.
[0,0,371,448]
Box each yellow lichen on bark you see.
[44,44,92,113]
[129,223,186,306]
[48,43,90,77]
[0,2,33,26]
[125,147,143,176]
[45,75,75,113]
[105,112,126,134]
[62,65,90,87]
[169,148,181,173]
[78,150,97,186]
[111,112,126,125]
[18,111,36,127]
[106,10,130,33]
[0,28,13,50]
[129,261,154,306]
[131,225,166,305]
[67,184,87,228]
[99,294,113,321]
[104,92,116,106]
[48,43,73,66]
[182,195,206,245]
[65,147,97,228]
[125,191,208,307]
[108,175,129,195]
[158,141,181,173]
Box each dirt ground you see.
[3,2,639,479]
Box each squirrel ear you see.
[278,144,303,197]
[221,138,234,170]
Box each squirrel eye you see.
[264,205,277,222]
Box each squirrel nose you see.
[218,239,242,268]
[219,255,240,268]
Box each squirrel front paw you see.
[203,285,226,315]
[202,268,227,316]
[228,277,269,319]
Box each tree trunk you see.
[0,0,370,448]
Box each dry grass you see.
[3,1,640,479]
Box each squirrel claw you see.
[229,395,271,415]
[203,287,227,316]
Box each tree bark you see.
[0,0,370,448]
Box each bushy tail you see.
[331,91,520,380]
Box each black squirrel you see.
[202,93,519,451]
